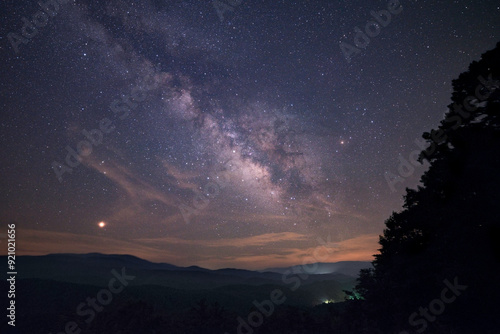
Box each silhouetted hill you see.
[0,253,365,333]
[3,253,365,288]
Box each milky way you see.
[1,0,499,269]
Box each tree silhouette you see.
[342,42,500,334]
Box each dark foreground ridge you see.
[0,253,371,334]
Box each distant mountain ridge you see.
[7,253,371,277]
[2,253,371,291]
[0,253,372,332]
[262,261,373,277]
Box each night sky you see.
[1,0,499,269]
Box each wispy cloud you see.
[84,158,179,207]
[190,234,380,269]
[11,229,183,263]
[11,229,379,270]
[136,232,310,248]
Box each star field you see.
[0,0,499,269]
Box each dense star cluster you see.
[0,0,499,269]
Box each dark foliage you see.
[337,42,500,334]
